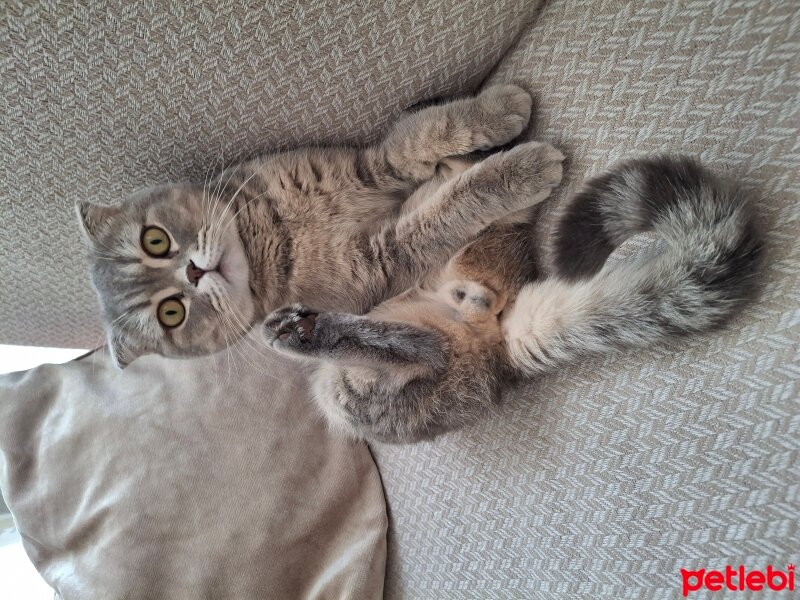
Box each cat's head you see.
[77,184,256,368]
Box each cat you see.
[78,84,762,444]
[77,84,565,368]
[263,156,763,443]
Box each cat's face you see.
[77,185,256,368]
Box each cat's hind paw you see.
[487,141,564,210]
[441,280,506,321]
[471,84,533,150]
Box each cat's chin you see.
[219,243,251,286]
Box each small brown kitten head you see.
[77,184,256,368]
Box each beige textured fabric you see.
[0,338,387,599]
[373,0,800,598]
[0,0,539,348]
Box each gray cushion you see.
[0,340,387,599]
[373,0,800,597]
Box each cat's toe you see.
[530,142,565,187]
[278,313,317,343]
[264,307,294,332]
[443,280,504,320]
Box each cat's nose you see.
[186,261,206,286]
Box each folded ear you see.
[76,201,121,244]
[107,330,147,370]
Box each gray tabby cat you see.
[78,84,762,444]
[263,156,762,442]
[78,85,561,367]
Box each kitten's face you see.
[77,185,256,368]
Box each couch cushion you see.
[0,338,387,599]
[372,0,800,597]
[0,0,541,347]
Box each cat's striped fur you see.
[78,85,561,367]
[266,156,762,442]
[77,85,762,443]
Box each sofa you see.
[1,0,797,597]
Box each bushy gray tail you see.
[504,156,763,376]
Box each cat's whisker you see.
[201,294,236,384]
[201,154,238,242]
[89,239,127,260]
[92,307,140,375]
[204,282,293,379]
[211,156,262,226]
[201,150,221,208]
[211,158,245,210]
[210,284,282,369]
[225,329,265,376]
[212,301,269,378]
[225,314,279,369]
[201,152,228,239]
[216,311,235,386]
[210,169,260,242]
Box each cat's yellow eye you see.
[157,297,186,328]
[141,226,171,257]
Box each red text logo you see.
[681,564,794,596]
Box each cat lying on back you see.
[263,155,762,442]
[78,85,762,443]
[78,85,562,367]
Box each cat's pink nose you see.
[186,261,206,285]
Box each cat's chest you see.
[271,179,405,231]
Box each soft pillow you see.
[0,336,387,599]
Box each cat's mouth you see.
[188,253,229,286]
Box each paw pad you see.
[264,305,319,345]
[278,313,317,342]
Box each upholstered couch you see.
[1,0,797,597]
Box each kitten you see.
[263,156,763,443]
[77,85,564,367]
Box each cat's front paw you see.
[264,305,318,347]
[471,84,533,149]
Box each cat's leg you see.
[368,140,563,300]
[357,84,533,185]
[263,305,449,372]
[264,304,494,443]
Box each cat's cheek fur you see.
[219,230,257,322]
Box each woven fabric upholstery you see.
[372,0,800,598]
[0,0,538,347]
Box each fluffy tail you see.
[504,156,763,376]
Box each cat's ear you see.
[106,330,147,370]
[76,201,120,244]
